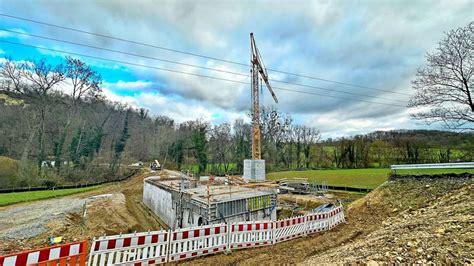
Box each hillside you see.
[364,129,474,148]
[183,173,472,264]
[306,174,473,264]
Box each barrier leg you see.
[59,257,67,266]
[272,221,276,245]
[70,256,78,266]
[166,229,172,263]
[79,241,88,266]
[303,215,308,236]
[226,223,232,253]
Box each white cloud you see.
[101,88,140,106]
[101,84,246,125]
[103,80,153,90]
[0,28,30,39]
[2,0,471,137]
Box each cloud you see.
[103,80,154,91]
[101,86,248,124]
[0,28,30,39]
[1,0,472,137]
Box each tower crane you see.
[250,33,278,160]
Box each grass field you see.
[0,185,104,206]
[182,163,238,174]
[267,168,390,189]
[267,168,474,189]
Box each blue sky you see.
[1,0,473,138]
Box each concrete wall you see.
[143,178,277,229]
[180,208,275,227]
[143,180,175,228]
[182,210,206,228]
[243,160,266,181]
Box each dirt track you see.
[0,197,86,240]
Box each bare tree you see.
[209,123,232,174]
[260,106,292,169]
[301,126,320,169]
[409,22,474,130]
[53,57,102,172]
[0,58,65,167]
[291,125,304,168]
[65,56,101,105]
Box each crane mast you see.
[250,33,278,160]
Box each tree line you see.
[1,56,473,188]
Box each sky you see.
[0,0,473,138]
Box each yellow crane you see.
[250,33,278,160]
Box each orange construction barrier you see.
[0,240,87,266]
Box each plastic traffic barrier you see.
[88,230,169,265]
[306,212,329,234]
[168,223,227,262]
[273,215,306,243]
[0,240,87,266]
[84,204,345,265]
[328,206,345,229]
[229,220,273,249]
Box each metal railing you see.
[391,162,474,171]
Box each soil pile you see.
[306,176,473,264]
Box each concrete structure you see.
[242,159,265,181]
[143,176,277,229]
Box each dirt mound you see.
[390,172,473,180]
[189,176,472,265]
[306,178,473,264]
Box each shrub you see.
[0,156,19,188]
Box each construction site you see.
[139,33,337,232]
[0,2,473,265]
[143,175,278,229]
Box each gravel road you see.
[0,197,86,240]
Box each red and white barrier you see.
[88,230,169,266]
[229,220,273,249]
[328,206,344,228]
[168,223,228,262]
[273,215,306,243]
[83,205,345,265]
[0,240,87,266]
[306,212,328,234]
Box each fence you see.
[88,230,169,265]
[168,223,228,262]
[0,170,138,194]
[0,240,88,266]
[229,220,273,249]
[88,205,345,265]
[324,185,372,193]
[391,162,474,171]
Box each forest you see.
[0,56,473,188]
